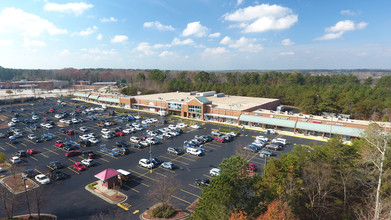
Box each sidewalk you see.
[85,182,127,204]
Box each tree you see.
[192,156,259,220]
[257,200,298,220]
[361,123,391,220]
[148,176,178,212]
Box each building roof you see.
[94,169,120,181]
[195,96,211,104]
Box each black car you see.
[118,147,130,155]
[80,140,91,147]
[167,147,182,155]
[63,145,77,151]
[149,157,162,165]
[50,170,67,181]
[115,141,128,148]
[9,139,19,144]
[14,113,19,117]
[243,146,258,152]
[42,135,53,141]
[82,150,96,159]
[132,143,143,149]
[59,128,66,133]
[22,169,36,178]
[32,137,43,143]
[15,150,27,157]
[195,178,210,187]
[48,161,63,170]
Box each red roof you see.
[94,169,120,181]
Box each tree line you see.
[191,124,391,219]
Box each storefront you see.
[204,113,238,124]
[239,114,296,132]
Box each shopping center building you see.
[73,90,376,141]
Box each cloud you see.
[143,21,175,31]
[96,34,102,40]
[111,35,128,43]
[220,36,263,52]
[280,51,295,56]
[44,2,93,16]
[59,49,71,56]
[81,48,117,55]
[72,26,97,37]
[100,17,118,23]
[209,32,221,38]
[236,0,244,6]
[159,51,174,57]
[171,38,194,46]
[340,10,358,16]
[0,39,13,46]
[223,4,298,33]
[182,21,208,37]
[23,38,46,47]
[133,42,155,56]
[204,47,229,55]
[315,20,368,40]
[281,38,294,46]
[0,8,67,37]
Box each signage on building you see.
[312,120,322,124]
[255,113,262,116]
[326,122,345,126]
[149,102,155,106]
[274,115,289,120]
[299,118,308,122]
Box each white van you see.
[102,104,107,109]
[272,138,287,145]
[157,111,167,116]
[117,169,131,182]
[187,147,202,156]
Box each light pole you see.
[23,178,32,219]
[149,142,153,173]
[158,97,163,118]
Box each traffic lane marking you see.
[34,169,42,174]
[171,195,191,205]
[157,166,175,174]
[0,146,5,150]
[188,184,202,190]
[122,184,140,193]
[5,143,17,148]
[66,166,80,174]
[43,147,60,155]
[131,179,150,187]
[138,167,167,177]
[117,202,131,211]
[128,169,158,182]
[180,189,200,198]
[160,156,190,166]
[29,155,38,161]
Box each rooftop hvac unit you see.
[214,93,225,97]
[189,91,198,95]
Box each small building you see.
[94,169,121,189]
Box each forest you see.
[190,124,391,220]
[1,66,391,121]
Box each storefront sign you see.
[274,116,289,120]
[312,120,322,124]
[255,113,262,116]
[326,122,345,126]
[299,118,308,122]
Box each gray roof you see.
[195,96,211,104]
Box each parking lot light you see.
[23,178,32,219]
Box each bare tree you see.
[361,123,391,220]
[148,176,178,210]
[0,185,17,218]
[89,208,129,220]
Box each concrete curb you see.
[13,213,57,219]
[0,175,39,195]
[85,183,127,205]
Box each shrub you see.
[88,182,98,189]
[151,204,176,218]
[0,152,6,163]
[219,128,240,135]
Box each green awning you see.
[296,121,364,137]
[73,92,89,98]
[195,97,211,104]
[239,114,296,128]
[89,95,99,100]
[98,97,119,103]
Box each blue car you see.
[248,144,261,151]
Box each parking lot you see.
[0,97,324,219]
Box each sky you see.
[0,0,390,70]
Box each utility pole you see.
[149,142,153,173]
[23,178,32,219]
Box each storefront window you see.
[188,105,201,113]
[168,103,182,110]
[277,126,294,133]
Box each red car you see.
[116,131,124,136]
[43,117,49,121]
[55,140,64,147]
[110,121,116,125]
[214,137,225,143]
[67,130,74,135]
[65,150,81,157]
[247,163,257,171]
[73,162,85,171]
[27,149,37,155]
[49,109,55,113]
[139,136,147,141]
[76,109,82,113]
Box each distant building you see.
[0,80,69,89]
[74,80,91,85]
[91,82,117,86]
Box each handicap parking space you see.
[0,97,325,218]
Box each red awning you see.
[94,168,120,181]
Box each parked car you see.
[27,149,37,155]
[139,158,154,169]
[195,178,210,187]
[82,150,96,159]
[55,140,64,147]
[130,136,140,143]
[209,168,221,176]
[65,150,81,157]
[22,169,37,178]
[167,147,182,155]
[115,141,128,148]
[79,126,88,132]
[63,145,77,151]
[149,157,162,165]
[247,163,257,171]
[243,146,258,153]
[35,174,50,184]
[190,124,201,129]
[211,130,222,137]
[10,156,21,164]
[161,162,174,170]
[81,159,95,167]
[187,147,202,156]
[15,150,27,158]
[259,150,275,157]
[265,143,282,151]
[73,162,85,171]
[49,170,67,181]
[48,161,63,169]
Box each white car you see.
[256,136,268,142]
[139,159,154,169]
[28,134,37,140]
[134,126,143,131]
[32,115,39,120]
[101,129,110,134]
[210,168,221,176]
[35,174,50,184]
[139,141,149,147]
[177,123,188,128]
[79,134,90,140]
[55,114,63,119]
[10,156,21,164]
[134,115,141,120]
[146,137,158,145]
[130,136,140,143]
[8,122,16,127]
[72,118,79,123]
[89,138,99,144]
[132,123,140,127]
[190,124,201,129]
[272,138,287,145]
[150,118,158,123]
[227,132,238,137]
[266,129,276,134]
[43,124,53,129]
[59,119,67,123]
[11,118,19,123]
[187,147,202,156]
[169,131,179,137]
[122,128,133,134]
[102,133,112,139]
[81,159,95,167]
[79,126,88,132]
[88,133,97,138]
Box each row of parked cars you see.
[243,135,288,157]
